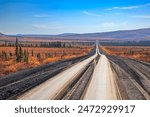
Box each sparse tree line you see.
[0,38,30,63]
[0,50,12,60]
[0,37,87,63]
[99,41,150,46]
[0,39,94,48]
[0,38,45,63]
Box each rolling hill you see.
[57,28,150,41]
[0,28,150,41]
[0,33,5,36]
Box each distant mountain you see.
[0,33,5,36]
[31,28,150,41]
[61,28,150,41]
[57,33,78,36]
[1,28,150,41]
[13,33,78,37]
[15,34,53,37]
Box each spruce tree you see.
[31,49,34,56]
[1,51,7,60]
[23,49,27,62]
[4,51,7,60]
[37,53,41,61]
[15,37,19,62]
[26,49,29,64]
[19,46,23,62]
[9,51,13,58]
[2,51,4,60]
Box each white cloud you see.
[106,3,150,10]
[82,11,101,17]
[101,22,117,28]
[33,14,51,18]
[132,15,150,19]
[32,24,50,29]
[95,22,127,28]
[32,24,63,30]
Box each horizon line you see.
[1,27,150,36]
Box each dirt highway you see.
[0,45,149,100]
[17,51,97,100]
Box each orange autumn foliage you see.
[0,46,92,77]
[43,57,61,64]
[102,46,150,62]
[28,57,40,66]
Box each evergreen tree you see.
[1,51,4,60]
[15,37,19,62]
[37,53,41,61]
[19,46,23,62]
[1,51,7,60]
[9,51,13,58]
[26,49,29,64]
[23,49,28,64]
[31,49,34,56]
[4,51,7,60]
[23,49,27,62]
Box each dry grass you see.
[102,46,150,62]
[0,47,92,77]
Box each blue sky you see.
[0,0,150,34]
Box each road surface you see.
[17,51,97,100]
[83,53,119,100]
[0,44,149,100]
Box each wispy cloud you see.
[32,24,63,30]
[32,24,51,29]
[95,22,128,28]
[106,3,150,10]
[82,11,101,17]
[33,14,51,18]
[132,15,150,19]
[100,22,117,28]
